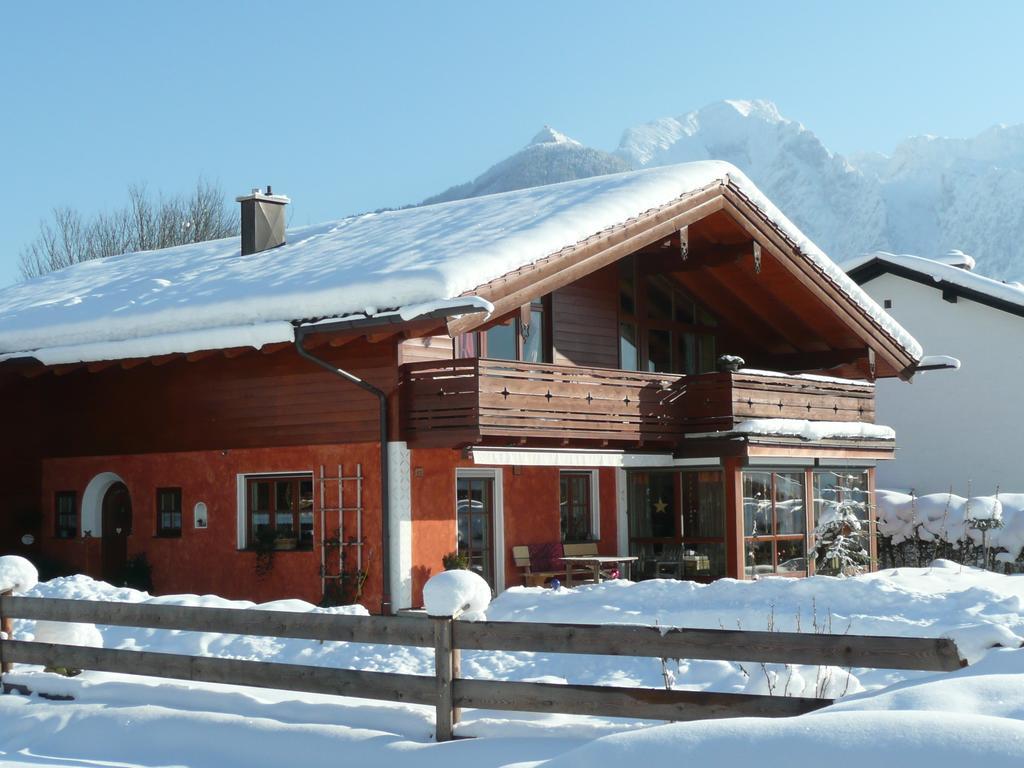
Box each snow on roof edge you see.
[844,251,1024,315]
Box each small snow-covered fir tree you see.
[813,500,869,576]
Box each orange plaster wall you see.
[38,443,384,610]
[408,449,621,606]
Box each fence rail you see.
[0,595,964,741]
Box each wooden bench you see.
[512,542,610,587]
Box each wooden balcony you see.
[681,370,876,434]
[399,359,876,449]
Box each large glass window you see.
[619,322,639,370]
[813,470,870,576]
[560,471,594,543]
[628,471,676,540]
[743,471,807,577]
[246,475,314,549]
[477,298,550,363]
[628,470,725,582]
[485,321,517,360]
[617,254,721,374]
[522,305,546,363]
[680,470,726,579]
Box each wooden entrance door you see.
[101,482,132,583]
[456,475,495,588]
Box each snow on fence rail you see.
[0,595,966,741]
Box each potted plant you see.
[442,551,469,570]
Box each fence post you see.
[432,615,455,742]
[0,590,12,676]
[451,636,462,726]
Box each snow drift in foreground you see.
[1,566,1023,767]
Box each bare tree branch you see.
[18,178,239,279]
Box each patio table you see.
[559,555,639,586]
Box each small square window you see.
[883,299,893,309]
[156,488,183,537]
[55,491,77,539]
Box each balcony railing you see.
[399,359,876,448]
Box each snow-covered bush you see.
[876,489,1024,571]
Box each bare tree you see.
[18,178,239,279]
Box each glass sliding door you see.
[680,470,726,580]
[627,469,726,581]
[457,475,495,588]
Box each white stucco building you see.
[846,251,1024,496]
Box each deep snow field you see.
[1,562,1023,767]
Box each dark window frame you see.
[617,254,721,373]
[244,473,315,551]
[559,471,595,543]
[55,491,77,539]
[459,297,552,363]
[156,487,183,538]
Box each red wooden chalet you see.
[0,164,928,612]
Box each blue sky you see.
[2,0,1022,287]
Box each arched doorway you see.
[101,482,132,583]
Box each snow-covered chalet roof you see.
[0,161,922,365]
[845,251,1024,318]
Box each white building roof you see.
[0,161,921,365]
[845,251,1024,316]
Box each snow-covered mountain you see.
[426,101,1024,280]
[423,127,630,205]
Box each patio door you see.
[627,469,726,581]
[457,473,497,589]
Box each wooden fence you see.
[0,595,965,741]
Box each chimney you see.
[236,185,290,256]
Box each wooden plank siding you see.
[399,360,877,448]
[551,266,619,369]
[8,339,401,457]
[398,335,455,366]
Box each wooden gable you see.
[445,181,917,380]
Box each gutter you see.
[293,298,492,614]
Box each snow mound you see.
[540,710,1024,768]
[423,570,491,619]
[0,555,38,594]
[32,620,103,648]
